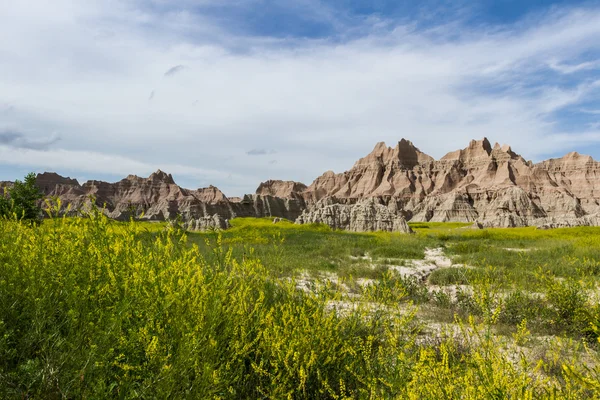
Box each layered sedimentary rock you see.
[184,214,230,231]
[255,180,308,199]
[535,214,600,230]
[28,170,304,230]
[296,198,413,233]
[10,137,600,230]
[301,138,600,227]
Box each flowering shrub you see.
[0,212,599,398]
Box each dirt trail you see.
[390,247,465,281]
[295,247,469,295]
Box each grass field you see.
[1,212,600,398]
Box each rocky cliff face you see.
[11,137,600,230]
[255,180,308,199]
[296,198,413,233]
[30,170,304,230]
[184,214,231,231]
[301,138,600,227]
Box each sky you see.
[1,0,600,195]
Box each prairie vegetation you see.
[0,172,43,223]
[2,210,600,398]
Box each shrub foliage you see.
[0,172,43,222]
[1,212,600,398]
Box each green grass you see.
[428,267,474,285]
[2,215,600,397]
[193,219,600,342]
[409,221,472,231]
[187,217,440,278]
[434,227,600,289]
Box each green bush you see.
[428,267,472,285]
[500,290,544,325]
[2,214,600,397]
[543,277,589,333]
[0,172,43,223]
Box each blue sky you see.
[1,0,600,195]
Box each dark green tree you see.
[0,188,10,216]
[1,172,43,222]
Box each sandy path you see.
[390,247,464,281]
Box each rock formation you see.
[8,137,600,230]
[27,170,304,231]
[184,214,230,231]
[535,214,600,230]
[300,138,600,228]
[255,180,307,199]
[296,198,413,233]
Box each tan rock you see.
[302,138,600,228]
[535,213,600,229]
[193,185,228,203]
[12,138,600,230]
[296,198,413,233]
[28,170,306,226]
[255,180,307,199]
[184,214,230,231]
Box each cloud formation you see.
[164,65,186,77]
[1,1,600,194]
[549,60,600,74]
[581,109,600,115]
[0,145,237,187]
[0,130,60,151]
[247,149,277,156]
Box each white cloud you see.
[1,2,600,194]
[549,60,600,74]
[0,146,238,187]
[581,108,600,115]
[0,130,60,150]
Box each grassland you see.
[1,212,600,398]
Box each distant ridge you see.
[8,138,600,229]
[300,138,600,228]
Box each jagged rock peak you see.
[36,172,80,187]
[441,138,492,162]
[194,185,228,203]
[148,169,175,184]
[373,141,388,152]
[492,142,514,153]
[353,142,392,167]
[255,180,308,198]
[354,138,433,168]
[536,151,597,169]
[395,138,434,167]
[491,142,523,161]
[475,137,492,153]
[561,151,594,163]
[11,137,600,230]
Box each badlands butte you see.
[8,137,600,232]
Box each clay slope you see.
[302,138,600,228]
